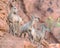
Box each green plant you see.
[45,16,60,29]
[45,16,54,30]
[56,18,60,27]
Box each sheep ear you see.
[9,2,13,9]
[31,16,35,19]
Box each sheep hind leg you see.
[24,32,26,38]
[19,31,23,37]
[37,43,43,48]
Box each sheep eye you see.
[13,12,16,14]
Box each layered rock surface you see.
[0,0,60,48]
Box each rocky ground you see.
[0,0,60,48]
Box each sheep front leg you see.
[27,30,33,42]
[12,21,16,36]
[9,23,13,33]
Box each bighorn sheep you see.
[19,16,39,37]
[7,6,22,36]
[28,23,50,48]
[29,23,50,42]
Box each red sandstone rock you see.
[0,0,60,48]
[49,44,60,48]
[0,19,9,32]
[24,40,37,48]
